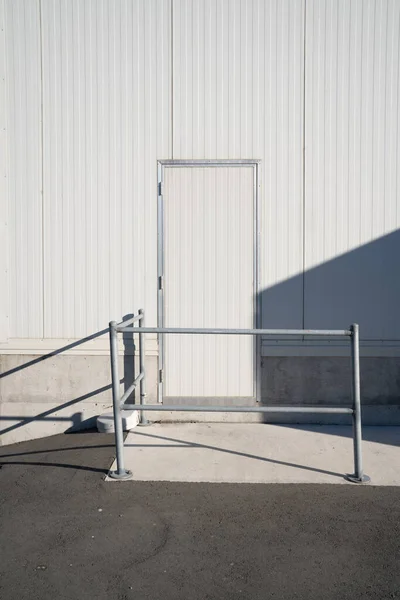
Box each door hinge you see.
[158,181,164,196]
[159,369,163,383]
[158,275,164,290]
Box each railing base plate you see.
[108,469,133,480]
[345,474,371,484]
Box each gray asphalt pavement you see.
[0,430,399,600]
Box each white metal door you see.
[161,164,256,400]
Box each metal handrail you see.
[121,404,353,414]
[109,313,370,484]
[120,372,144,405]
[117,326,351,336]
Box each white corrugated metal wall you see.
[41,0,170,340]
[1,0,400,355]
[3,0,43,341]
[1,0,171,351]
[0,0,8,342]
[304,0,400,342]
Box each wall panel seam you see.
[39,0,44,338]
[302,0,307,332]
[171,0,173,159]
[0,0,9,341]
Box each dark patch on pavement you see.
[0,430,399,599]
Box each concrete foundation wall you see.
[1,354,400,446]
[260,357,400,425]
[0,354,159,446]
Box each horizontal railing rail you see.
[109,312,370,484]
[116,326,351,336]
[121,405,354,414]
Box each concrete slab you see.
[108,423,400,485]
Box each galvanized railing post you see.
[138,308,149,426]
[347,323,370,484]
[108,321,132,480]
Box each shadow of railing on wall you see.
[0,317,138,439]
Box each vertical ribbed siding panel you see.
[5,0,43,338]
[172,0,304,331]
[41,0,171,338]
[305,0,400,340]
[0,0,8,341]
[385,0,400,234]
[164,166,254,397]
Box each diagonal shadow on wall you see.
[256,228,400,435]
[0,315,139,440]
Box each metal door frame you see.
[157,159,260,404]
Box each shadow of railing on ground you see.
[125,429,346,480]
